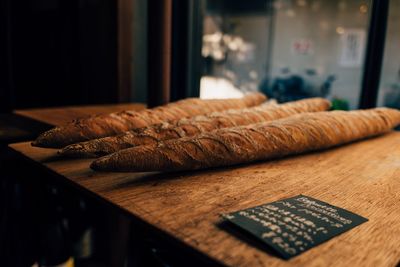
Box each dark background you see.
[1,0,118,112]
[1,0,386,113]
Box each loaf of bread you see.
[32,93,266,148]
[90,108,400,172]
[60,98,330,158]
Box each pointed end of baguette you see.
[90,156,113,171]
[31,127,70,148]
[32,133,46,147]
[90,145,162,172]
[374,107,400,127]
[303,97,332,111]
[31,140,39,147]
[244,92,267,106]
[33,124,90,148]
[318,98,332,111]
[32,128,63,148]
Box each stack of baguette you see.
[91,108,400,172]
[59,97,331,158]
[32,92,267,148]
[32,93,400,173]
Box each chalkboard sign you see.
[222,195,368,259]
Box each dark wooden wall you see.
[2,0,119,110]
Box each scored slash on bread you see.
[32,92,267,148]
[90,108,400,172]
[59,98,331,158]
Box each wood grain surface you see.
[14,103,146,126]
[9,132,400,267]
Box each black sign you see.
[222,195,368,259]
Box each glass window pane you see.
[200,0,371,110]
[377,1,400,109]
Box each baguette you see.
[32,92,266,148]
[91,108,400,172]
[60,98,330,158]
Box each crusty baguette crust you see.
[32,93,266,148]
[60,98,330,157]
[91,108,400,172]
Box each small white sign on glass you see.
[339,28,366,67]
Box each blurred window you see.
[200,0,371,110]
[377,1,400,109]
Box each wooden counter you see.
[9,129,400,266]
